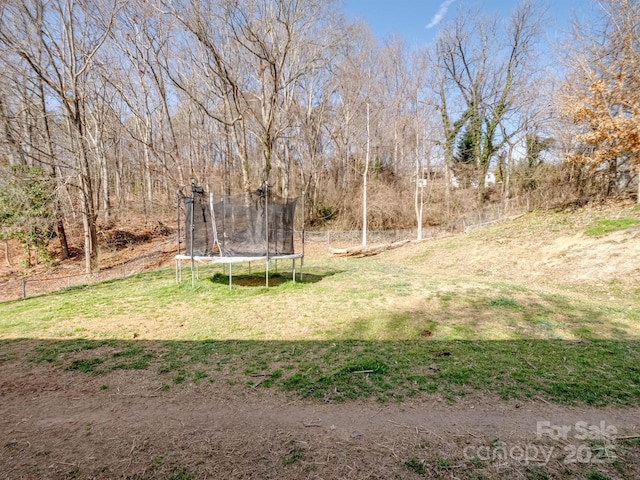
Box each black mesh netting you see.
[183,189,297,257]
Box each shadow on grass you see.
[207,270,340,287]
[2,337,639,407]
[4,339,640,480]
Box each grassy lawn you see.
[1,208,639,406]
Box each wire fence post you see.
[21,277,26,299]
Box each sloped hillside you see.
[387,202,640,301]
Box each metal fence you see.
[1,199,531,302]
[305,229,417,246]
[455,196,530,232]
[0,251,167,302]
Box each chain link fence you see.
[0,251,168,302]
[1,199,531,302]
[305,229,412,246]
[305,197,530,246]
[455,196,530,232]
[304,225,455,247]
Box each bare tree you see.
[107,0,183,203]
[166,0,340,196]
[430,0,544,205]
[165,0,253,192]
[0,0,123,272]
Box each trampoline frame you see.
[175,180,306,289]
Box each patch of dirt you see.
[0,221,177,302]
[1,358,639,480]
[537,228,640,283]
[98,221,174,251]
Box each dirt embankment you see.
[0,221,177,302]
[389,204,640,297]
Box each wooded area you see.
[1,0,639,272]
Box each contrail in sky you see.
[426,0,456,29]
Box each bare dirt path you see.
[2,363,639,479]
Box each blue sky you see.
[341,0,591,47]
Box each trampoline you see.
[175,181,304,288]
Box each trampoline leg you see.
[292,258,296,283]
[300,257,304,282]
[229,263,232,290]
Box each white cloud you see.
[426,0,456,29]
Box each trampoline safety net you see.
[183,189,297,257]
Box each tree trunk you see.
[415,136,423,241]
[76,122,99,273]
[39,78,70,260]
[607,159,618,197]
[637,163,640,205]
[115,146,123,207]
[281,142,290,199]
[0,93,22,165]
[79,165,99,273]
[3,239,11,267]
[415,89,423,240]
[503,142,515,213]
[143,138,153,205]
[56,218,70,260]
[233,114,251,193]
[100,139,110,221]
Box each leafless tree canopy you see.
[0,0,638,270]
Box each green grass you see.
[1,208,639,406]
[11,337,638,405]
[585,472,611,480]
[282,448,305,466]
[168,466,193,480]
[584,218,640,236]
[3,274,640,404]
[404,457,427,475]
